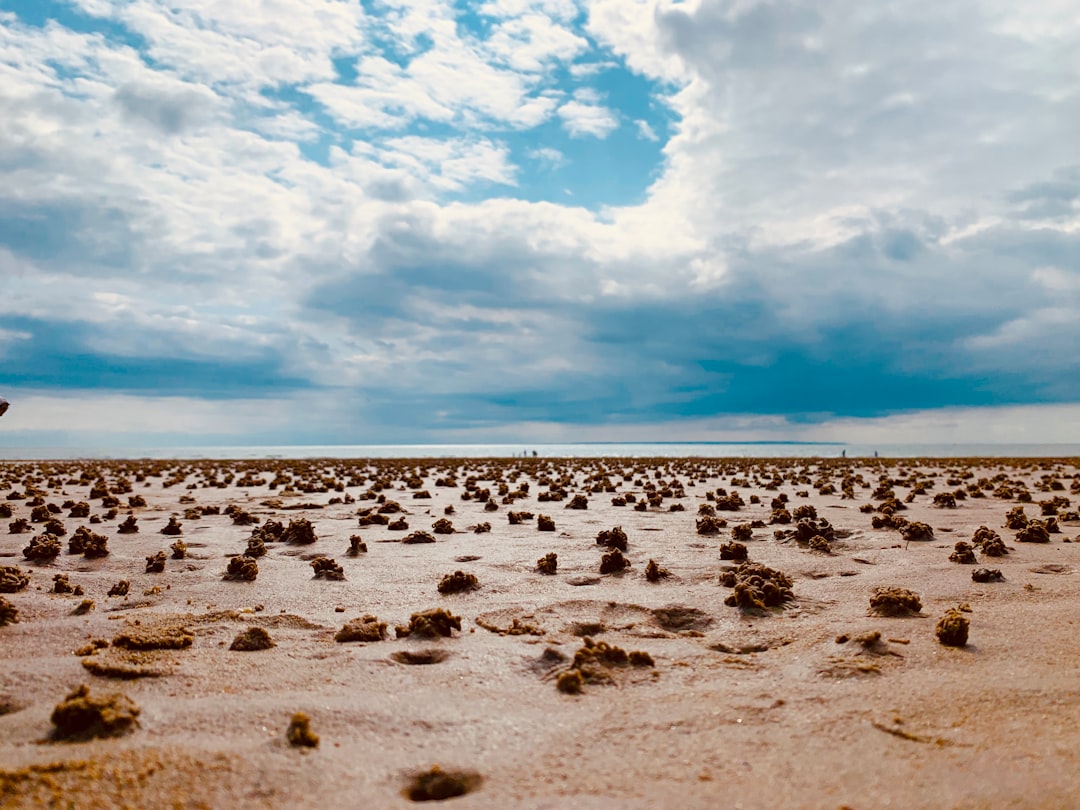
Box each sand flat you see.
[1,456,1079,808]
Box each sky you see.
[0,0,1079,447]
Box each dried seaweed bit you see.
[719,542,748,561]
[1016,521,1051,544]
[644,559,671,582]
[536,552,558,575]
[334,615,387,643]
[50,684,140,741]
[224,556,259,581]
[169,539,188,560]
[346,535,367,555]
[696,515,727,534]
[935,608,970,647]
[595,526,628,551]
[229,627,276,651]
[286,712,319,748]
[972,526,1008,556]
[404,766,482,802]
[311,556,345,580]
[112,625,193,651]
[0,595,18,626]
[719,563,794,609]
[52,573,84,595]
[116,514,139,534]
[556,669,584,694]
[395,608,462,639]
[1005,506,1028,530]
[0,565,30,593]
[107,580,130,598]
[901,522,935,543]
[948,542,977,564]
[23,533,62,562]
[403,530,437,545]
[809,535,832,554]
[972,568,1004,583]
[869,587,922,617]
[283,518,317,545]
[565,494,588,510]
[145,551,167,574]
[431,518,455,535]
[437,570,480,595]
[599,548,628,575]
[537,515,556,532]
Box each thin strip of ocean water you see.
[1,442,1079,460]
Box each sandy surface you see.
[1,456,1079,809]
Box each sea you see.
[1,443,1079,461]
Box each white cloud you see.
[557,98,619,137]
[528,146,567,169]
[634,118,659,141]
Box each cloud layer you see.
[1,0,1078,444]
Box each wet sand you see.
[1,456,1079,808]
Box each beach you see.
[1,455,1078,808]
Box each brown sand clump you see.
[107,580,130,598]
[169,539,187,559]
[809,535,832,553]
[599,548,628,575]
[80,651,166,679]
[473,522,492,534]
[159,517,182,536]
[311,557,345,580]
[595,526,628,551]
[949,542,977,564]
[388,517,410,531]
[73,599,95,615]
[395,608,462,639]
[144,551,167,573]
[731,523,753,543]
[869,587,923,617]
[224,556,258,581]
[536,552,558,575]
[8,517,30,534]
[346,535,367,555]
[244,536,266,558]
[431,518,455,534]
[645,559,671,582]
[50,684,140,741]
[933,492,958,508]
[334,615,387,643]
[1016,521,1051,543]
[69,527,109,558]
[973,526,1009,556]
[696,515,727,534]
[0,565,30,593]
[282,518,317,545]
[0,595,17,626]
[901,521,935,543]
[537,514,556,532]
[403,530,437,545]
[557,637,655,692]
[68,501,90,518]
[229,627,276,651]
[404,765,482,802]
[769,508,792,524]
[972,567,1005,583]
[1005,506,1028,530]
[252,519,286,543]
[566,494,589,510]
[23,533,62,562]
[391,649,452,665]
[75,639,109,656]
[286,712,319,748]
[719,542,748,561]
[437,570,480,594]
[719,563,794,610]
[936,608,970,647]
[52,573,84,595]
[508,510,534,524]
[112,625,193,651]
[116,514,139,534]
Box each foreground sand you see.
[1,456,1078,808]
